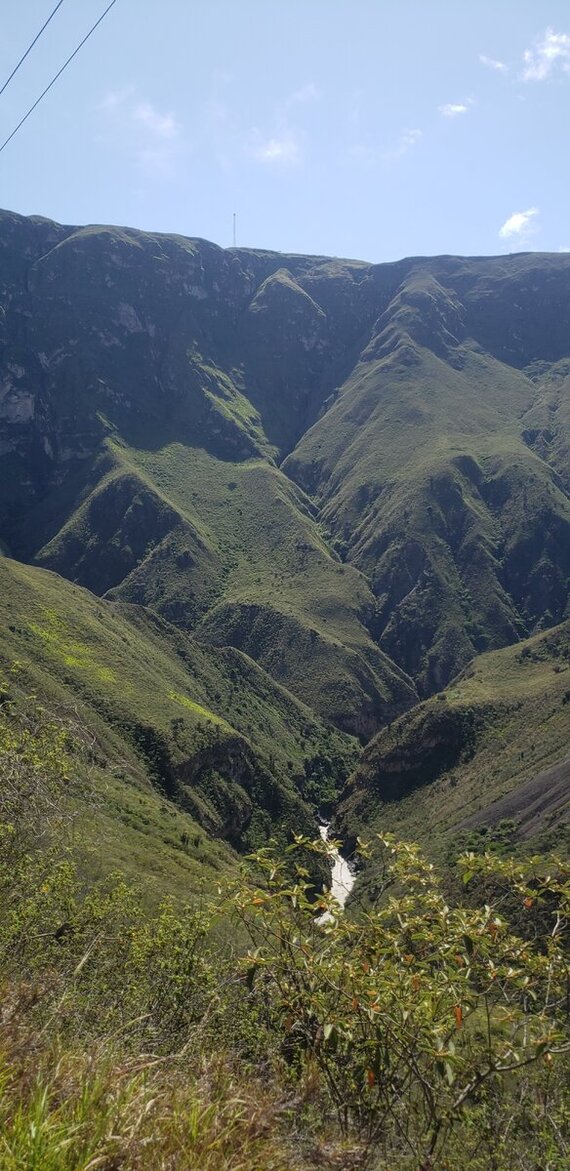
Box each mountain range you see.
[0,207,568,889]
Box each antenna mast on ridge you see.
[233,212,237,247]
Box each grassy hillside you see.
[0,557,359,895]
[337,620,570,901]
[28,438,417,738]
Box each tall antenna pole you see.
[233,212,237,247]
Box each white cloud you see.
[522,28,570,81]
[349,127,422,168]
[96,89,183,177]
[133,102,180,140]
[400,128,422,149]
[288,82,320,105]
[247,83,319,167]
[97,87,134,111]
[246,84,318,168]
[97,90,181,141]
[479,54,507,72]
[558,245,570,252]
[499,208,539,239]
[386,127,422,160]
[439,101,470,117]
[251,130,300,164]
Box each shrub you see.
[228,833,570,1168]
[0,695,568,1168]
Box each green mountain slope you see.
[285,260,570,693]
[0,557,358,893]
[336,620,570,898]
[2,212,569,721]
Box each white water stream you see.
[318,823,355,917]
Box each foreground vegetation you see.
[0,698,568,1169]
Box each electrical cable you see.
[0,0,118,155]
[0,1,66,99]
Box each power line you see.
[0,1,66,99]
[0,0,118,156]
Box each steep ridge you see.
[285,258,570,693]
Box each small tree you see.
[229,833,570,1168]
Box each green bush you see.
[228,833,570,1168]
[0,698,568,1168]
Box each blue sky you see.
[1,1,569,260]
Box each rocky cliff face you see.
[1,209,569,722]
